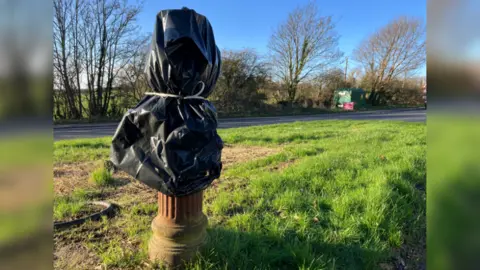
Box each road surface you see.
[54,108,426,140]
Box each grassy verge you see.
[54,120,426,269]
[216,105,421,119]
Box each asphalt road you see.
[53,108,426,140]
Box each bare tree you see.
[268,1,343,103]
[353,16,425,105]
[72,0,85,117]
[53,0,146,120]
[81,0,145,118]
[347,67,362,87]
[117,44,150,105]
[54,0,82,119]
[263,79,287,104]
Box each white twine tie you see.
[145,81,206,100]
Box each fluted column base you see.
[148,191,208,268]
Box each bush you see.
[211,49,269,113]
[386,87,424,106]
[89,165,114,186]
[305,98,314,108]
[362,78,425,106]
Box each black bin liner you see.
[110,8,223,197]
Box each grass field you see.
[53,120,426,269]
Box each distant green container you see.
[333,88,367,108]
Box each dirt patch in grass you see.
[221,144,280,169]
[268,159,296,171]
[393,240,426,270]
[54,145,281,196]
[54,162,96,196]
[108,177,157,205]
[54,243,100,270]
[54,216,144,270]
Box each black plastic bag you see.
[110,8,223,197]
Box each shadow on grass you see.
[381,165,426,270]
[110,177,131,188]
[194,227,387,269]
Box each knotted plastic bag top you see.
[146,7,221,97]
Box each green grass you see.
[53,120,426,269]
[90,238,147,268]
[54,188,104,221]
[54,197,85,221]
[89,165,114,186]
[54,137,111,164]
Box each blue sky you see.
[132,0,426,74]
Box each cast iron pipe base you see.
[148,191,208,268]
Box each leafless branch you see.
[268,2,343,102]
[353,16,426,97]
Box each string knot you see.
[145,81,206,100]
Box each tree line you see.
[53,0,426,121]
[53,0,148,120]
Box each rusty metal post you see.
[148,190,208,268]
